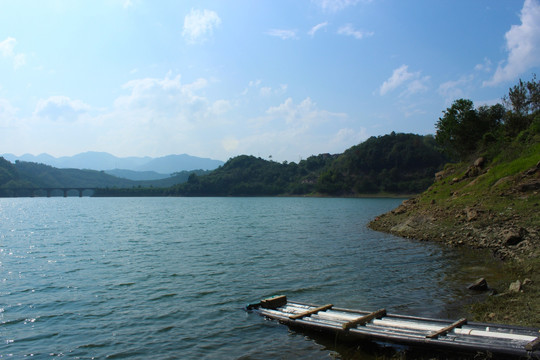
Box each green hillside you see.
[13,161,136,188]
[167,153,336,196]
[0,159,212,197]
[165,133,447,197]
[1,132,449,198]
[370,124,540,258]
[0,157,31,189]
[369,76,540,326]
[317,133,446,195]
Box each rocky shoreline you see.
[369,159,539,260]
[368,158,540,327]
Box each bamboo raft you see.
[246,295,540,358]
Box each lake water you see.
[0,197,502,359]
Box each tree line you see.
[0,159,209,196]
[166,132,446,196]
[435,75,539,162]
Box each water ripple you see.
[0,197,505,359]
[149,293,177,301]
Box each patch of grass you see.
[418,137,540,217]
[484,145,540,187]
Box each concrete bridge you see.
[2,188,97,197]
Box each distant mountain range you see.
[2,152,224,178]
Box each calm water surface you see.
[0,197,503,359]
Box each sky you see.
[1,0,539,163]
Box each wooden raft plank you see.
[260,295,287,309]
[525,336,540,351]
[426,318,467,339]
[342,309,387,330]
[289,304,333,320]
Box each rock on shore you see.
[369,158,540,261]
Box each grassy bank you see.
[368,130,540,327]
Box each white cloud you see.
[337,24,374,39]
[114,73,210,117]
[380,65,414,95]
[379,65,429,96]
[402,106,427,119]
[182,9,221,44]
[313,0,367,12]
[34,96,90,121]
[182,77,208,93]
[329,127,367,149]
[262,84,287,96]
[249,80,262,87]
[0,98,18,126]
[210,99,231,115]
[474,57,492,72]
[97,73,225,157]
[0,37,26,69]
[243,80,287,97]
[266,97,346,126]
[266,97,313,124]
[260,86,272,96]
[222,137,240,152]
[405,77,430,96]
[485,0,540,86]
[242,79,260,95]
[222,98,352,161]
[109,73,235,153]
[308,22,329,36]
[0,37,16,57]
[438,75,474,103]
[266,29,298,40]
[5,71,236,159]
[13,54,26,69]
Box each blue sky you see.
[1,0,539,162]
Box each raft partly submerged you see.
[246,295,540,358]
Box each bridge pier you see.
[5,187,96,197]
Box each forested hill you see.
[167,133,446,196]
[0,159,210,195]
[2,133,447,197]
[0,160,136,190]
[167,153,336,196]
[0,157,23,188]
[317,133,446,195]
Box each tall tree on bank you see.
[504,74,540,136]
[435,99,481,160]
[436,75,539,161]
